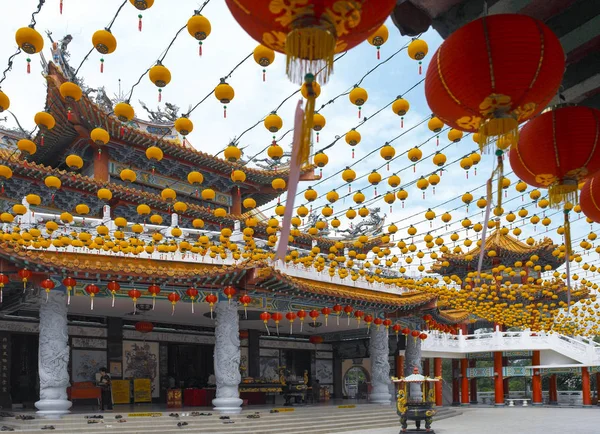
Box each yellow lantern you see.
[253,44,275,80]
[342,167,356,185]
[161,188,176,202]
[358,206,369,218]
[272,178,286,191]
[150,214,163,224]
[304,187,318,202]
[301,81,321,99]
[15,26,44,54]
[380,143,395,168]
[90,127,110,147]
[130,0,154,10]
[44,175,61,190]
[214,208,227,218]
[0,90,9,112]
[26,194,41,206]
[59,82,82,102]
[428,116,444,145]
[187,13,212,56]
[187,171,204,186]
[215,79,234,117]
[223,144,241,162]
[432,152,446,167]
[149,61,171,101]
[326,190,339,204]
[66,154,83,170]
[407,39,428,73]
[407,147,422,163]
[345,129,361,154]
[173,201,188,213]
[264,112,283,133]
[92,29,117,55]
[388,173,401,188]
[175,117,193,136]
[34,111,55,134]
[17,139,36,156]
[231,170,246,183]
[312,113,326,143]
[202,188,215,201]
[136,204,150,216]
[367,24,389,59]
[349,87,368,118]
[391,97,409,127]
[243,198,256,209]
[448,129,463,143]
[114,102,134,122]
[146,146,163,162]
[192,218,204,229]
[267,143,284,160]
[120,169,136,183]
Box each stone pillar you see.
[460,358,469,405]
[35,292,72,417]
[434,358,442,406]
[212,301,243,413]
[549,374,558,405]
[494,352,504,406]
[469,359,478,404]
[581,367,591,407]
[451,359,460,406]
[404,334,422,400]
[369,326,392,404]
[596,373,600,406]
[531,351,542,405]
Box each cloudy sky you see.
[0,0,598,289]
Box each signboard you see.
[111,380,131,404]
[167,389,182,408]
[0,333,10,408]
[134,378,152,403]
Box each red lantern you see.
[272,312,283,336]
[107,281,120,308]
[383,319,392,329]
[286,311,297,335]
[0,273,9,303]
[206,293,218,319]
[423,314,433,322]
[148,284,161,309]
[373,317,383,330]
[225,0,397,85]
[40,278,55,302]
[354,310,364,328]
[425,14,565,150]
[411,329,420,343]
[364,314,373,332]
[135,321,154,334]
[239,294,251,319]
[260,311,271,335]
[85,284,99,310]
[62,276,76,305]
[321,307,332,326]
[128,289,142,314]
[309,335,324,345]
[580,173,600,223]
[223,285,237,305]
[402,327,411,336]
[239,330,249,340]
[343,305,353,326]
[186,287,199,313]
[419,332,428,341]
[309,309,319,326]
[297,309,307,332]
[393,323,402,342]
[510,106,600,206]
[168,292,180,315]
[18,268,32,291]
[332,304,342,325]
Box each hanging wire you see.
[106,0,128,30]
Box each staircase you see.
[3,405,462,434]
[421,330,600,366]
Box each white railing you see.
[477,391,586,406]
[421,328,600,366]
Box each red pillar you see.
[494,352,504,405]
[94,147,110,182]
[423,358,430,377]
[596,373,600,406]
[395,354,405,377]
[502,356,509,396]
[434,358,443,407]
[582,367,592,407]
[231,190,242,215]
[469,359,478,404]
[451,359,460,406]
[460,358,469,405]
[549,374,558,405]
[532,351,542,405]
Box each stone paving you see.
[345,407,600,434]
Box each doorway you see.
[10,334,38,406]
[167,344,213,388]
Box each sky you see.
[0,0,598,291]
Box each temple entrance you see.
[344,366,370,399]
[10,334,38,407]
[167,344,214,389]
[282,349,312,380]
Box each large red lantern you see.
[225,0,397,85]
[297,309,307,332]
[239,294,251,319]
[206,293,218,319]
[272,312,283,336]
[286,311,297,335]
[128,289,142,314]
[510,106,600,206]
[0,273,9,303]
[186,287,199,313]
[168,292,180,315]
[309,335,323,345]
[260,311,271,335]
[135,321,154,334]
[148,284,160,309]
[580,173,600,223]
[18,268,32,291]
[107,281,120,308]
[40,278,55,302]
[223,285,237,305]
[425,14,565,150]
[85,283,100,310]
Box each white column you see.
[369,326,392,404]
[35,291,72,417]
[212,300,243,413]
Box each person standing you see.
[98,367,113,411]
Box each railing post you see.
[458,329,466,349]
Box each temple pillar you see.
[395,353,404,377]
[531,351,542,405]
[404,333,422,401]
[549,374,558,405]
[212,301,243,413]
[434,357,442,406]
[451,359,460,406]
[460,358,469,405]
[423,358,430,377]
[369,326,392,404]
[596,373,600,406]
[469,359,478,404]
[231,190,242,215]
[94,147,110,182]
[35,292,72,417]
[502,356,509,396]
[581,367,591,407]
[494,352,504,406]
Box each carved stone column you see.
[35,292,72,417]
[212,301,243,413]
[404,334,422,399]
[369,327,391,404]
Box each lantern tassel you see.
[46,291,49,302]
[276,323,279,336]
[191,299,194,314]
[264,322,270,336]
[138,14,143,32]
[300,320,303,332]
[152,296,156,310]
[290,322,293,335]
[377,48,380,60]
[477,116,519,154]
[91,296,94,311]
[262,69,266,82]
[564,210,573,315]
[100,59,104,73]
[348,314,350,326]
[133,301,137,315]
[199,42,203,56]
[171,303,175,316]
[112,292,115,308]
[27,58,31,74]
[244,306,247,319]
[549,181,578,209]
[67,288,71,305]
[210,306,213,319]
[285,27,335,85]
[60,0,63,14]
[325,316,328,327]
[158,89,162,102]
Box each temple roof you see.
[429,228,563,277]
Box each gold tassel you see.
[297,74,316,167]
[563,210,573,314]
[286,27,335,85]
[478,117,519,154]
[496,151,504,211]
[549,181,578,209]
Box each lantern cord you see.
[29,0,46,27]
[0,49,22,87]
[72,48,94,80]
[106,0,128,31]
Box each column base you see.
[460,403,470,406]
[549,401,558,406]
[532,402,543,406]
[369,392,392,404]
[451,402,460,406]
[213,397,243,414]
[35,399,72,419]
[583,405,593,408]
[494,403,505,406]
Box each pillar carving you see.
[35,292,72,417]
[212,301,243,413]
[369,327,391,404]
